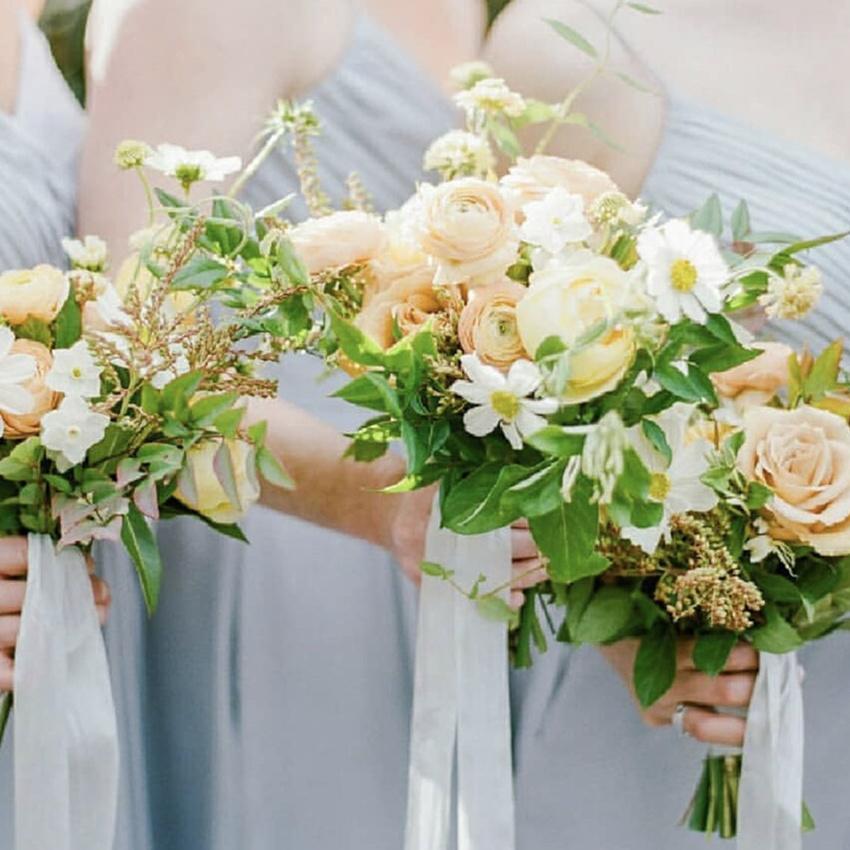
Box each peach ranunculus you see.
[416,178,518,285]
[737,405,850,555]
[0,265,70,325]
[500,155,620,210]
[365,202,431,302]
[712,341,793,403]
[2,340,59,438]
[458,280,528,370]
[516,254,636,404]
[289,210,386,276]
[356,269,441,350]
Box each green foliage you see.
[634,621,677,708]
[121,504,163,616]
[693,631,737,676]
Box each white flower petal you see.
[622,521,666,555]
[450,379,492,406]
[506,359,542,397]
[515,408,549,438]
[463,404,500,437]
[460,353,505,391]
[500,421,524,450]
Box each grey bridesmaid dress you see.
[512,93,850,849]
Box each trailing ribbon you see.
[737,651,804,850]
[405,501,515,850]
[14,534,119,850]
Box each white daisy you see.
[622,404,718,553]
[41,396,109,470]
[145,143,242,190]
[520,188,593,256]
[637,219,729,324]
[46,340,103,399]
[451,354,558,450]
[0,326,35,437]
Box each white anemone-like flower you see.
[520,187,593,255]
[454,78,526,120]
[637,219,729,324]
[145,143,242,188]
[0,326,36,438]
[46,340,103,398]
[61,235,109,272]
[41,395,109,469]
[451,354,558,450]
[759,263,823,320]
[622,405,718,554]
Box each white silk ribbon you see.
[737,651,804,850]
[405,501,515,850]
[14,534,119,850]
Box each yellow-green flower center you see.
[71,367,83,379]
[670,258,698,292]
[175,163,203,189]
[649,471,671,502]
[490,390,521,421]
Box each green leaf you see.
[421,561,450,579]
[614,70,656,94]
[15,317,52,347]
[634,621,677,708]
[691,193,723,238]
[804,340,842,399]
[256,446,294,490]
[750,603,803,653]
[544,18,598,58]
[171,256,230,290]
[121,503,163,616]
[524,426,584,458]
[329,311,386,368]
[442,463,528,534]
[745,481,774,511]
[530,477,609,582]
[53,292,83,348]
[477,596,520,627]
[641,420,671,465]
[656,363,707,403]
[572,585,635,643]
[693,631,738,676]
[213,407,245,438]
[627,1,662,12]
[487,119,522,158]
[731,200,751,242]
[160,370,204,412]
[190,392,239,427]
[276,238,310,287]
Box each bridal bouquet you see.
[263,55,848,845]
[0,141,300,850]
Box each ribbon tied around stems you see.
[404,499,515,850]
[14,534,119,850]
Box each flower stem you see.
[227,129,285,200]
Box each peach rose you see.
[356,269,441,349]
[712,342,792,402]
[416,178,518,285]
[501,155,620,210]
[737,405,850,555]
[289,210,386,275]
[0,265,70,325]
[458,281,528,370]
[2,340,59,438]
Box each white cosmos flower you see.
[0,326,36,438]
[451,354,558,450]
[520,188,592,255]
[622,404,718,554]
[637,219,729,324]
[61,235,108,272]
[41,395,109,469]
[145,143,242,188]
[46,340,103,398]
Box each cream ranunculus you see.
[516,254,636,404]
[356,269,441,349]
[501,155,620,210]
[289,210,386,276]
[712,341,793,403]
[0,265,70,325]
[2,340,59,438]
[416,178,518,285]
[175,438,261,524]
[458,280,529,370]
[737,405,850,555]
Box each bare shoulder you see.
[0,0,20,114]
[483,0,664,196]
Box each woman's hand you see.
[0,537,111,692]
[598,638,758,747]
[386,489,547,606]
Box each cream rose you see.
[458,280,528,370]
[2,340,59,438]
[501,155,620,210]
[356,269,441,349]
[175,438,261,524]
[289,210,386,275]
[516,254,636,404]
[416,178,518,285]
[712,342,793,402]
[737,406,850,555]
[0,265,70,325]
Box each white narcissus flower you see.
[637,219,729,324]
[451,354,558,450]
[622,405,718,554]
[41,395,109,468]
[61,235,108,272]
[0,326,36,438]
[519,187,592,255]
[145,144,242,189]
[46,340,103,398]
